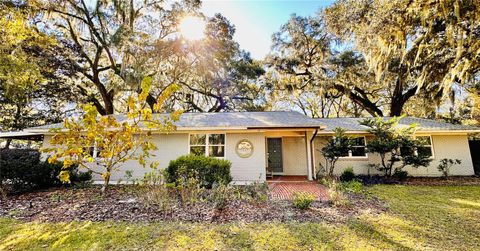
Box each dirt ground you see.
[0,185,386,224]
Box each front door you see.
[267,138,283,173]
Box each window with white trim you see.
[399,136,434,158]
[350,137,367,157]
[335,136,367,158]
[189,134,225,157]
[415,136,433,158]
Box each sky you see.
[201,0,336,60]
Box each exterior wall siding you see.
[282,137,308,176]
[43,132,267,183]
[314,134,475,176]
[225,133,266,183]
[43,134,190,182]
[42,131,474,182]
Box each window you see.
[399,136,434,158]
[189,134,225,157]
[84,145,103,158]
[190,134,206,156]
[84,146,96,157]
[331,137,349,157]
[95,147,104,158]
[335,136,367,158]
[350,137,367,157]
[416,136,433,158]
[208,134,225,157]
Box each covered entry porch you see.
[264,129,317,180]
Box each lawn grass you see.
[366,185,480,250]
[1,185,479,250]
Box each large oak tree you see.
[325,0,480,116]
[35,0,200,115]
[266,14,382,117]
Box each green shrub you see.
[165,154,232,188]
[321,128,353,177]
[392,169,409,181]
[70,167,92,185]
[0,149,91,194]
[339,180,363,193]
[339,167,355,182]
[360,117,432,176]
[292,192,315,210]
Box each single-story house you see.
[1,111,479,183]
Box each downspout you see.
[310,129,319,180]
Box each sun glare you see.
[179,16,206,40]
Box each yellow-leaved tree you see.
[43,77,181,194]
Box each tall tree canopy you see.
[34,0,201,115]
[266,0,480,118]
[325,0,480,116]
[27,1,262,115]
[0,2,78,148]
[265,14,334,117]
[144,13,264,113]
[2,0,479,130]
[175,14,265,112]
[266,14,382,117]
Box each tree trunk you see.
[146,94,157,110]
[101,173,111,195]
[328,162,334,177]
[333,84,383,116]
[389,100,406,117]
[104,100,114,115]
[389,80,418,116]
[92,73,114,115]
[3,139,12,149]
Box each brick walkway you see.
[267,181,329,201]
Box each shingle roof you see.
[28,111,322,131]
[12,113,480,135]
[173,111,321,128]
[316,117,479,132]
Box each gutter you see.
[310,129,319,180]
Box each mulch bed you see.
[357,175,480,186]
[0,185,386,224]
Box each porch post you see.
[305,131,313,180]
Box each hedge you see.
[164,154,232,188]
[0,149,91,194]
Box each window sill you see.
[338,156,369,161]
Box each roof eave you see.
[316,129,480,135]
[247,126,323,130]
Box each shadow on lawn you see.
[0,219,337,250]
[368,185,480,250]
[0,218,429,250]
[0,217,438,251]
[346,217,422,251]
